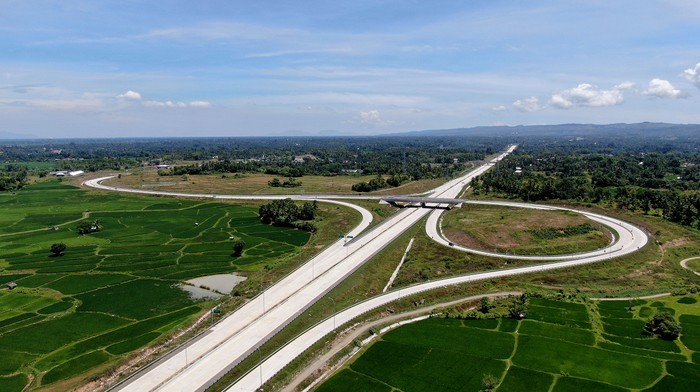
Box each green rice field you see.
[317,295,700,392]
[0,180,315,390]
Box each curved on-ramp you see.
[228,199,648,391]
[426,200,647,261]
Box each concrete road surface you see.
[86,147,515,391]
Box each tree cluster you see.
[258,199,318,232]
[76,220,101,235]
[50,243,66,256]
[268,177,302,188]
[0,164,28,191]
[473,150,700,229]
[643,312,681,340]
[351,174,410,193]
[231,239,246,257]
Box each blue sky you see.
[1,0,700,137]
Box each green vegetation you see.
[0,180,349,390]
[441,204,610,256]
[268,177,302,188]
[258,198,319,232]
[472,149,700,229]
[351,174,410,192]
[232,239,246,257]
[317,295,700,392]
[49,242,66,256]
[644,312,682,340]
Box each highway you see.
[425,200,647,261]
[85,146,516,391]
[228,200,647,392]
[84,143,649,392]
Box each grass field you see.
[0,180,353,391]
[687,258,700,274]
[103,169,451,196]
[316,295,700,392]
[442,204,611,255]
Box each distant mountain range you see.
[0,131,36,140]
[2,123,700,140]
[387,122,700,137]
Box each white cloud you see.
[550,83,626,109]
[513,96,542,112]
[614,81,636,90]
[491,105,507,112]
[684,62,700,88]
[644,78,686,98]
[142,100,209,108]
[359,110,382,123]
[116,90,142,101]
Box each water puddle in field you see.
[179,273,247,299]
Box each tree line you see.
[258,199,319,232]
[473,150,700,228]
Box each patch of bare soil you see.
[444,229,486,249]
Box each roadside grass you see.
[0,180,357,390]
[687,258,700,273]
[441,204,611,255]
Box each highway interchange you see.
[83,144,649,391]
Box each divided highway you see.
[228,197,648,392]
[83,144,648,392]
[84,146,516,391]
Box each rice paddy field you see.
[0,180,323,391]
[316,295,700,392]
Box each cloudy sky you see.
[1,0,700,138]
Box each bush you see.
[76,220,101,235]
[482,373,498,391]
[232,240,246,257]
[479,297,495,313]
[50,243,67,256]
[643,312,681,340]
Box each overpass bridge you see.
[380,196,465,209]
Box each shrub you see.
[50,243,67,256]
[644,312,681,340]
[76,220,101,235]
[482,373,498,391]
[479,297,495,313]
[232,240,246,257]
